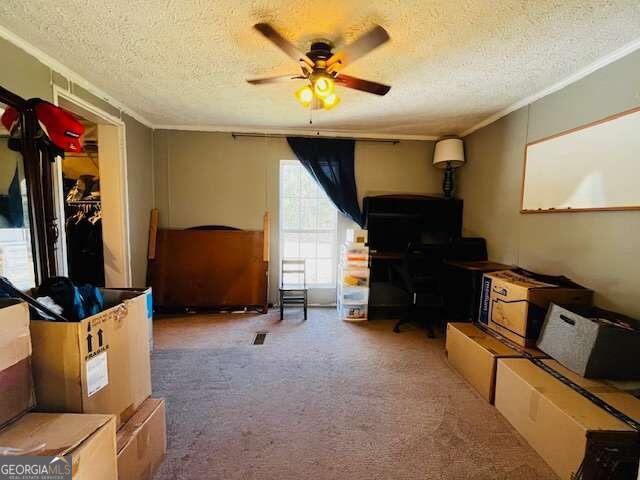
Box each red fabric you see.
[1,106,19,133]
[35,101,85,152]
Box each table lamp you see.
[433,138,465,199]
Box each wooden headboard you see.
[149,212,270,312]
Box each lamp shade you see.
[433,138,465,169]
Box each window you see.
[280,160,338,287]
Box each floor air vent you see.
[253,332,268,345]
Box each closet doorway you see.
[52,86,131,288]
[59,117,104,285]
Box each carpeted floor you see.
[150,308,557,480]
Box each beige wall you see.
[458,49,640,317]
[153,130,438,301]
[1,36,154,287]
[122,113,154,286]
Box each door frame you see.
[52,85,132,287]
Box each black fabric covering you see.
[286,136,363,226]
[66,216,104,286]
[0,167,24,227]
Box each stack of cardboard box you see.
[0,288,166,480]
[446,268,640,479]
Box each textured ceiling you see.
[1,1,639,136]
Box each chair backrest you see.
[390,243,449,293]
[450,237,488,261]
[406,243,450,279]
[281,259,306,288]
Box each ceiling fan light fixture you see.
[249,23,391,110]
[322,93,340,110]
[295,85,314,107]
[313,75,335,99]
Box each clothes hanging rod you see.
[231,132,400,144]
[67,200,102,205]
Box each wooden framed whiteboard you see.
[521,106,640,213]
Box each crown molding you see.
[7,22,637,141]
[0,24,154,128]
[0,23,438,139]
[153,124,439,141]
[460,36,640,137]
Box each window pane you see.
[298,232,316,258]
[281,164,300,197]
[280,160,337,287]
[282,232,299,258]
[299,169,317,198]
[305,258,317,284]
[281,197,300,230]
[317,232,333,258]
[317,259,333,285]
[300,198,317,230]
[317,198,337,229]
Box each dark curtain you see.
[286,137,363,226]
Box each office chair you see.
[389,243,448,337]
[449,237,487,261]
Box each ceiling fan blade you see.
[247,74,305,85]
[335,74,391,96]
[327,25,390,72]
[254,23,314,68]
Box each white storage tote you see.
[341,268,370,287]
[339,302,368,321]
[340,286,369,304]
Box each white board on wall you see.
[521,107,640,212]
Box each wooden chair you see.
[279,259,308,320]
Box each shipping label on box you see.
[86,351,109,397]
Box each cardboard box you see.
[495,358,640,480]
[0,412,117,480]
[445,323,547,403]
[117,398,167,480]
[0,299,35,427]
[30,289,152,428]
[537,303,640,379]
[478,269,592,346]
[443,261,513,322]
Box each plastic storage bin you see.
[339,303,368,321]
[341,269,370,287]
[340,286,369,304]
[341,244,369,261]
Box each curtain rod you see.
[231,132,400,144]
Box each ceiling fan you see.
[247,23,391,110]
